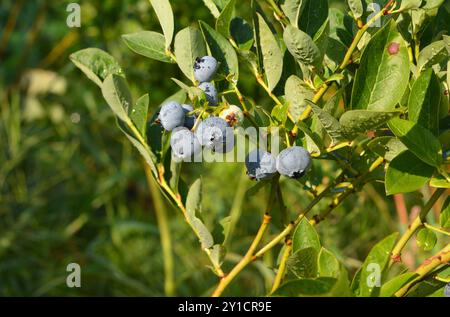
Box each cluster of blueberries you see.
[156,56,312,181]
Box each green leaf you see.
[406,278,447,297]
[149,0,174,49]
[163,89,187,105]
[318,247,340,278]
[70,48,123,87]
[273,277,337,297]
[351,21,409,111]
[359,233,399,297]
[257,13,283,92]
[271,102,289,124]
[388,117,443,167]
[283,25,321,67]
[417,40,448,72]
[340,110,400,139]
[316,248,353,296]
[297,121,326,154]
[440,196,450,228]
[397,0,423,12]
[101,74,132,123]
[380,272,419,297]
[347,0,364,19]
[200,21,239,80]
[385,150,435,195]
[313,18,330,63]
[202,0,221,18]
[408,68,441,135]
[281,0,302,26]
[429,174,450,189]
[216,0,235,38]
[185,179,214,249]
[292,217,321,252]
[174,27,207,83]
[130,94,149,138]
[367,136,407,161]
[285,75,315,119]
[286,247,318,278]
[209,244,226,269]
[230,17,254,50]
[298,0,329,38]
[416,228,437,251]
[308,101,346,146]
[122,31,173,63]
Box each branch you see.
[270,238,292,294]
[211,213,272,297]
[395,243,450,297]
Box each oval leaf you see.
[257,13,283,92]
[298,0,329,38]
[216,0,236,38]
[340,110,400,139]
[385,150,435,195]
[283,25,321,66]
[416,228,437,251]
[185,179,214,249]
[70,48,123,87]
[351,21,409,111]
[417,40,448,72]
[273,277,337,297]
[408,68,441,135]
[292,217,321,252]
[359,233,399,297]
[130,94,149,138]
[174,27,207,83]
[122,31,173,63]
[286,247,318,278]
[388,117,443,167]
[149,0,174,49]
[440,197,450,228]
[347,0,364,19]
[101,74,132,123]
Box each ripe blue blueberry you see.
[245,149,277,181]
[194,56,218,82]
[159,101,185,131]
[170,127,202,162]
[198,82,218,106]
[195,117,234,153]
[182,104,196,130]
[276,146,312,179]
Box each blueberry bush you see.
[70,0,450,297]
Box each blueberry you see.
[158,101,185,131]
[220,105,244,127]
[170,127,202,162]
[276,146,312,179]
[182,104,196,129]
[245,149,277,181]
[198,82,219,106]
[194,56,218,82]
[195,117,234,153]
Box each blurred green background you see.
[0,0,447,296]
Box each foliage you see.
[1,0,449,297]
